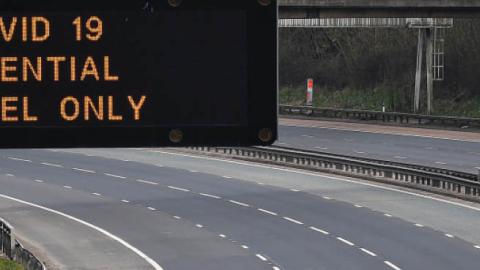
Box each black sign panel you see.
[0,0,277,147]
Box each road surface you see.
[279,118,480,173]
[0,146,479,270]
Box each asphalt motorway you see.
[278,119,480,173]
[0,147,480,270]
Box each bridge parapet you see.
[278,0,480,18]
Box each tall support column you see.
[426,28,434,115]
[414,29,424,113]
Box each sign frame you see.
[0,0,278,148]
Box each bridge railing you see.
[280,105,480,127]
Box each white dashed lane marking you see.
[8,157,32,162]
[195,224,204,228]
[301,135,314,138]
[229,200,250,207]
[63,186,72,189]
[41,162,63,167]
[34,179,44,183]
[290,189,300,192]
[394,156,407,159]
[414,223,424,228]
[283,217,304,225]
[173,216,181,220]
[168,186,190,192]
[72,168,96,173]
[136,179,158,185]
[309,226,329,235]
[255,254,268,262]
[435,161,447,165]
[147,207,156,211]
[384,214,393,217]
[92,193,102,196]
[199,193,221,199]
[354,205,363,208]
[241,245,249,249]
[258,208,278,216]
[121,200,130,203]
[5,174,14,177]
[315,146,328,150]
[384,261,402,270]
[72,168,95,173]
[337,237,355,246]
[104,173,127,179]
[322,196,332,200]
[445,234,454,238]
[222,176,233,179]
[219,234,226,238]
[474,245,480,249]
[360,248,377,257]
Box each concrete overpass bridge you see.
[278,0,480,18]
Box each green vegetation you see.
[280,86,480,118]
[279,19,480,118]
[0,258,22,270]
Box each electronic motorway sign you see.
[0,0,277,147]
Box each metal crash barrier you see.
[0,218,46,270]
[188,146,480,202]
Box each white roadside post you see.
[306,78,314,106]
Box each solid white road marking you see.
[8,157,32,162]
[256,254,268,262]
[310,226,329,235]
[147,207,156,211]
[0,193,164,270]
[136,179,158,185]
[258,208,278,216]
[72,168,95,173]
[283,217,304,225]
[360,248,377,257]
[41,162,63,168]
[199,193,221,199]
[384,261,402,270]
[415,223,424,228]
[229,200,250,207]
[337,237,355,246]
[121,200,130,203]
[156,150,480,212]
[104,173,126,179]
[445,234,454,238]
[168,186,190,192]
